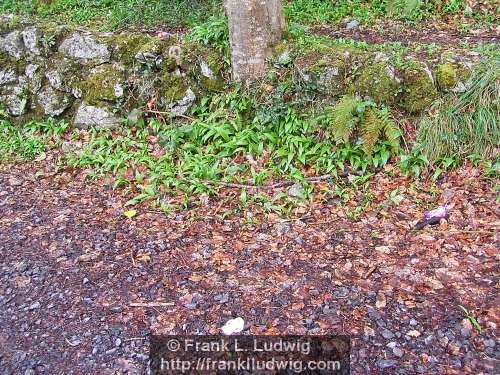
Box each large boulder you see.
[0,30,25,59]
[58,32,110,65]
[73,102,121,129]
[37,85,73,117]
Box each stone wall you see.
[0,15,224,128]
[1,15,478,129]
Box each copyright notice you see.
[150,335,350,374]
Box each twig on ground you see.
[130,302,175,308]
[364,265,378,279]
[145,110,195,122]
[207,173,349,190]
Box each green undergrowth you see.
[64,88,401,208]
[1,80,497,214]
[1,0,497,31]
[415,59,499,164]
[0,118,68,162]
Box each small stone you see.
[393,347,404,357]
[346,20,359,30]
[127,109,142,124]
[409,318,418,326]
[407,330,421,338]
[377,359,397,369]
[8,176,23,186]
[28,301,41,310]
[375,292,387,309]
[288,183,304,198]
[115,338,122,347]
[448,342,461,356]
[483,339,495,348]
[381,329,395,339]
[386,341,397,349]
[83,278,89,284]
[460,318,472,337]
[73,103,121,130]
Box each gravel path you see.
[0,165,498,374]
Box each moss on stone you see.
[161,72,187,102]
[184,43,226,93]
[435,63,458,90]
[400,63,438,114]
[0,16,22,34]
[0,51,28,74]
[79,64,125,105]
[38,23,72,54]
[109,33,152,64]
[355,63,401,104]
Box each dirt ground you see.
[0,159,498,374]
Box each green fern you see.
[330,95,359,144]
[377,106,401,154]
[361,107,382,156]
[330,97,401,157]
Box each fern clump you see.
[328,95,401,157]
[330,95,359,144]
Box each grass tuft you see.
[416,59,499,163]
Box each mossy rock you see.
[183,43,226,93]
[108,33,153,65]
[295,51,350,95]
[400,63,437,114]
[355,63,401,104]
[38,23,72,55]
[161,72,188,102]
[435,63,458,91]
[0,15,22,34]
[0,51,28,74]
[79,64,126,105]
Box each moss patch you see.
[0,16,22,34]
[355,63,401,104]
[80,64,125,105]
[109,33,152,65]
[161,72,187,102]
[400,64,437,114]
[435,63,458,91]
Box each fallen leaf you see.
[123,209,137,218]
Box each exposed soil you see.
[0,160,498,374]
[313,24,499,46]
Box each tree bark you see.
[225,0,285,82]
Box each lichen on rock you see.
[73,102,121,129]
[0,30,25,59]
[37,85,73,116]
[58,32,110,65]
[295,51,350,96]
[0,77,29,116]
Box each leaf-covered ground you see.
[0,160,498,374]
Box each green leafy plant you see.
[458,305,482,334]
[416,60,499,163]
[328,95,401,158]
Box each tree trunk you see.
[225,0,285,82]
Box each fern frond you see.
[378,107,401,153]
[330,95,359,144]
[361,107,382,156]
